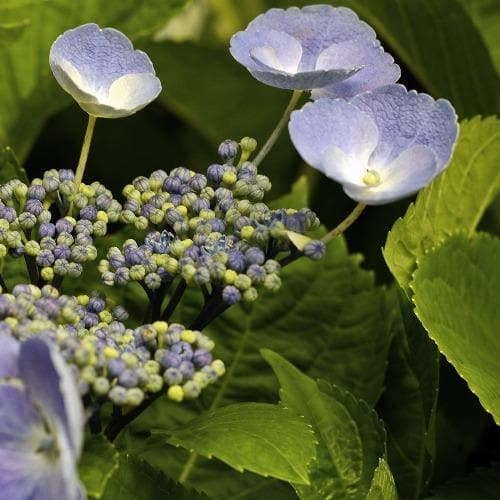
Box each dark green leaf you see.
[102,455,209,500]
[377,292,439,499]
[166,403,315,485]
[0,146,28,184]
[412,233,500,423]
[262,350,386,499]
[79,435,119,499]
[367,458,398,500]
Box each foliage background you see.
[1,0,500,498]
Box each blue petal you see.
[19,339,84,458]
[0,334,20,378]
[289,98,379,176]
[352,84,459,169]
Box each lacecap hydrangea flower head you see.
[49,23,161,118]
[230,5,400,97]
[289,84,459,204]
[0,335,84,499]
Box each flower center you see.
[362,169,381,186]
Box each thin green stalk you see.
[71,114,97,213]
[322,203,366,243]
[252,90,302,167]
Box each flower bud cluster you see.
[0,169,121,282]
[110,139,325,301]
[0,284,224,405]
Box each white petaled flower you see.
[289,84,459,205]
[50,23,162,118]
[230,5,400,96]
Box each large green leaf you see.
[102,456,209,500]
[262,350,386,499]
[412,233,500,424]
[165,403,315,485]
[0,0,187,159]
[384,116,500,294]
[79,435,119,499]
[427,464,500,500]
[377,293,439,499]
[0,146,28,183]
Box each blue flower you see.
[0,335,84,499]
[230,5,400,94]
[289,84,459,205]
[50,23,161,118]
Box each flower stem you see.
[0,273,8,293]
[253,90,302,167]
[71,114,97,213]
[161,279,187,321]
[322,203,366,243]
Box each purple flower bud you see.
[108,358,126,377]
[75,220,93,235]
[75,233,93,246]
[28,184,46,200]
[192,198,211,214]
[218,139,239,161]
[96,193,112,210]
[144,230,174,254]
[25,199,44,216]
[80,206,97,221]
[53,245,71,260]
[285,212,307,233]
[234,216,252,230]
[207,164,225,184]
[227,249,246,272]
[87,296,105,313]
[36,249,55,267]
[83,312,99,328]
[58,169,75,181]
[55,218,74,234]
[39,223,56,238]
[109,253,126,269]
[219,197,237,212]
[247,264,266,284]
[119,369,139,388]
[190,174,207,192]
[0,206,16,222]
[160,351,182,369]
[304,240,326,260]
[171,167,192,183]
[169,194,182,207]
[210,218,226,232]
[163,176,182,194]
[170,341,193,360]
[222,285,241,305]
[193,349,213,367]
[140,203,155,218]
[114,267,130,285]
[183,245,201,260]
[124,247,144,265]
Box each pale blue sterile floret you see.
[289,84,459,205]
[50,23,162,118]
[0,335,84,499]
[229,5,400,95]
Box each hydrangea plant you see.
[7,2,499,499]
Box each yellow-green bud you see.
[180,329,197,343]
[222,171,237,186]
[224,269,237,285]
[167,385,184,402]
[234,274,252,291]
[240,225,254,240]
[77,295,89,306]
[40,267,54,282]
[96,211,108,223]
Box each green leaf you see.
[102,455,208,500]
[262,350,386,499]
[0,0,188,160]
[377,292,439,499]
[384,116,500,294]
[427,464,500,499]
[459,0,500,75]
[166,403,315,485]
[183,236,394,408]
[0,146,28,184]
[412,233,500,423]
[268,175,310,210]
[78,435,119,499]
[367,458,398,500]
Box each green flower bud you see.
[234,274,252,291]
